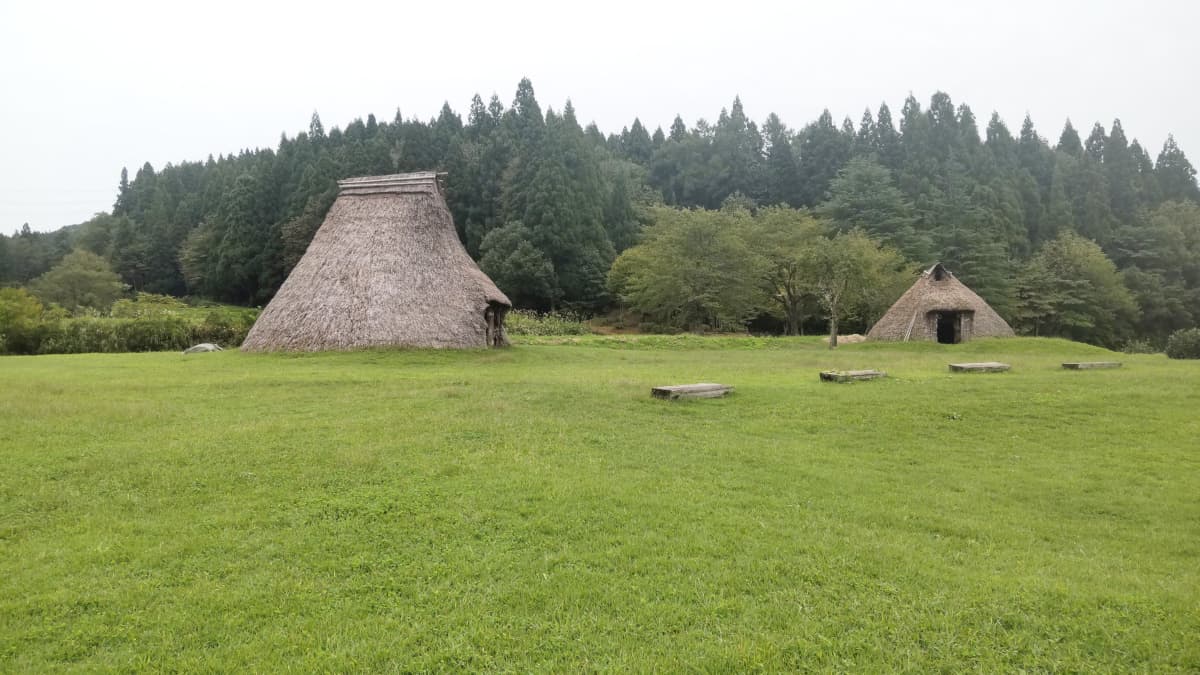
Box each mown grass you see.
[1,337,1197,671]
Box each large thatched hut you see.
[241,172,511,351]
[866,263,1014,343]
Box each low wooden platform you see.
[1062,361,1122,370]
[820,369,886,383]
[949,362,1011,373]
[651,383,733,400]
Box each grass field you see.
[2,337,1198,671]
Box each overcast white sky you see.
[2,0,1197,233]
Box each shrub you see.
[111,292,188,319]
[117,316,193,352]
[1165,328,1200,359]
[0,288,44,353]
[3,321,50,354]
[1121,339,1160,354]
[505,310,592,336]
[36,318,122,354]
[30,317,193,354]
[42,304,71,321]
[193,309,256,347]
[636,322,681,335]
[108,299,139,318]
[1,299,259,355]
[0,287,43,326]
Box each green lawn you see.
[2,337,1197,671]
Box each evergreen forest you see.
[3,79,1198,348]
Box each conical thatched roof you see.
[241,172,511,351]
[866,263,1014,342]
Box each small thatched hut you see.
[866,263,1014,343]
[241,172,511,351]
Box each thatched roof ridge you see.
[241,172,510,351]
[337,172,443,196]
[866,263,1014,341]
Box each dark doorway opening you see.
[484,302,508,347]
[935,312,960,344]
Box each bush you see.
[110,292,188,318]
[636,322,682,335]
[5,316,199,355]
[193,309,256,347]
[1165,328,1200,359]
[118,316,193,352]
[0,288,44,353]
[108,299,142,318]
[29,317,193,354]
[0,287,43,326]
[504,310,592,336]
[1,296,259,355]
[1121,338,1160,355]
[35,318,119,354]
[3,321,50,354]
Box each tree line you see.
[1,79,1198,347]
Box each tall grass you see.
[0,298,258,355]
[503,309,591,336]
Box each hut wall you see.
[866,263,1014,342]
[241,172,511,351]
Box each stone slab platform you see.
[652,383,734,400]
[949,362,1011,373]
[1062,361,1122,370]
[820,369,886,383]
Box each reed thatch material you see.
[866,263,1014,342]
[241,172,511,351]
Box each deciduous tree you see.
[608,207,764,331]
[746,207,824,335]
[805,231,909,348]
[30,249,125,313]
[1013,232,1137,347]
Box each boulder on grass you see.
[183,343,223,354]
[822,334,866,345]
